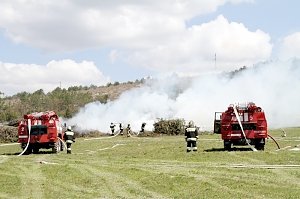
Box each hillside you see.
[0,80,142,123]
[85,82,141,101]
[0,80,143,139]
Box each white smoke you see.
[66,59,300,132]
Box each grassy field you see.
[0,128,299,199]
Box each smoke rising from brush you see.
[66,59,300,133]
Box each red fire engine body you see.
[18,111,64,154]
[214,103,268,151]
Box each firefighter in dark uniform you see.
[110,122,116,135]
[63,126,75,154]
[185,121,198,152]
[140,122,146,134]
[126,124,131,137]
[119,123,124,135]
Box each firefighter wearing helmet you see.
[126,124,131,137]
[140,122,146,134]
[110,122,116,136]
[119,123,124,135]
[63,126,75,154]
[185,121,198,152]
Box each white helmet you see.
[67,126,72,131]
[188,121,194,127]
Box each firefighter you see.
[140,122,146,134]
[126,124,131,137]
[119,123,124,135]
[185,121,198,152]
[63,126,75,154]
[110,122,116,135]
[281,129,287,137]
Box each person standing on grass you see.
[185,121,198,152]
[63,126,75,154]
[140,122,146,134]
[126,124,131,137]
[119,123,124,135]
[110,122,116,135]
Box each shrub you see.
[153,118,185,135]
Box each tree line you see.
[0,87,94,122]
[0,79,144,123]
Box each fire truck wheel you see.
[255,139,265,151]
[255,143,265,150]
[52,141,61,153]
[23,145,32,155]
[60,140,64,151]
[32,146,39,154]
[224,140,232,151]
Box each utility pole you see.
[214,53,217,69]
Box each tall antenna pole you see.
[214,53,217,69]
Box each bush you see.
[153,118,185,135]
[0,126,18,143]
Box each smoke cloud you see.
[66,59,300,133]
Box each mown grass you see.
[0,128,299,199]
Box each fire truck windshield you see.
[30,125,47,136]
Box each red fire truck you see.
[214,102,268,151]
[18,111,64,154]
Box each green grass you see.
[0,128,299,199]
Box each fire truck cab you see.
[214,102,268,151]
[18,111,64,154]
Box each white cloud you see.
[278,32,300,60]
[0,1,255,50]
[0,60,109,95]
[127,15,272,72]
[0,0,269,73]
[0,0,231,50]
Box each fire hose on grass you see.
[268,134,280,150]
[58,137,67,152]
[233,105,257,152]
[18,119,31,156]
[84,129,122,141]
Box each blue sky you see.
[190,0,299,39]
[0,0,300,96]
